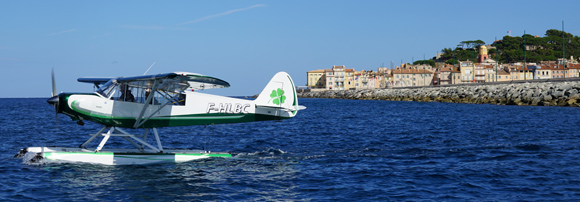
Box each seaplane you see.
[15,70,305,165]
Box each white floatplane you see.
[15,70,305,165]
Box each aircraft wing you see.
[77,77,114,86]
[116,72,230,92]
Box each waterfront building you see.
[344,68,355,90]
[370,71,383,89]
[306,69,326,89]
[474,63,486,83]
[437,64,459,85]
[497,69,511,82]
[485,65,497,82]
[325,69,334,90]
[377,67,393,88]
[392,69,411,87]
[505,64,522,81]
[306,58,579,91]
[332,65,345,90]
[552,68,567,79]
[527,65,542,79]
[320,65,356,90]
[416,64,435,86]
[516,66,534,80]
[535,65,552,79]
[353,70,366,89]
[383,72,393,88]
[439,66,453,85]
[392,68,434,87]
[536,61,559,79]
[352,71,363,89]
[459,61,475,83]
[325,65,340,90]
[352,70,381,89]
[568,64,580,78]
[565,56,580,78]
[510,68,519,81]
[450,66,462,84]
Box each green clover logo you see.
[269,88,286,105]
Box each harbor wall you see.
[298,81,580,107]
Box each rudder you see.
[254,72,303,116]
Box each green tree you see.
[459,40,485,49]
[439,48,454,61]
[439,30,580,64]
[445,58,458,65]
[413,60,435,66]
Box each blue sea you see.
[2,98,580,201]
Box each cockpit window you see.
[115,83,135,102]
[96,80,118,98]
[96,79,186,105]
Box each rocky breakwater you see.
[298,81,580,107]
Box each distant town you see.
[307,45,580,91]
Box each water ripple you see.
[3,98,580,200]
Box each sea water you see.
[2,98,580,201]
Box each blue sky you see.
[1,0,579,98]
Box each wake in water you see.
[17,151,45,165]
[234,148,287,159]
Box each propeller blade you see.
[49,68,59,123]
[51,68,57,97]
[54,103,59,123]
[47,94,60,123]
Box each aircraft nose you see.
[47,95,59,105]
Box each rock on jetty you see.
[298,81,580,107]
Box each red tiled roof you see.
[392,69,434,74]
[497,69,510,75]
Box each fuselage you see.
[56,91,292,128]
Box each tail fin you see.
[254,72,305,117]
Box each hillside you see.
[435,29,580,64]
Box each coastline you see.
[298,81,580,107]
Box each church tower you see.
[477,45,489,63]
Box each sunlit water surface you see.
[2,98,580,201]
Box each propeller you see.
[51,68,56,97]
[47,68,59,122]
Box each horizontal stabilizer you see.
[256,104,306,112]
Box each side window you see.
[177,93,186,106]
[141,89,160,105]
[114,83,135,102]
[99,79,186,106]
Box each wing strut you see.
[133,93,179,128]
[133,80,158,128]
[133,79,182,128]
